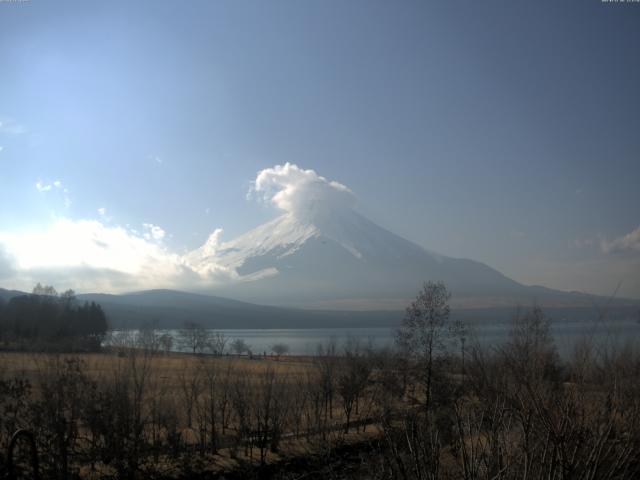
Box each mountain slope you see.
[189,209,610,308]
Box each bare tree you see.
[207,331,228,356]
[396,281,451,413]
[288,375,309,438]
[178,360,203,429]
[250,367,289,464]
[177,321,210,355]
[217,362,235,435]
[337,338,372,433]
[230,374,253,458]
[32,283,58,297]
[158,333,173,354]
[315,340,338,426]
[271,342,290,359]
[197,355,223,453]
[230,338,249,356]
[137,322,161,353]
[106,330,136,354]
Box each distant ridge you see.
[0,288,24,302]
[1,287,637,330]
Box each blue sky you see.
[1,0,639,298]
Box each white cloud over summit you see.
[252,163,355,220]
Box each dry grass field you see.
[0,351,316,387]
[0,347,387,478]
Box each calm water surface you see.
[115,318,640,357]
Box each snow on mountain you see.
[184,164,613,309]
[186,208,531,308]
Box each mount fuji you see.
[179,163,637,311]
[188,208,600,310]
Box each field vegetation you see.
[0,282,639,479]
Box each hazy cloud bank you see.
[1,163,354,293]
[601,226,640,254]
[0,219,237,293]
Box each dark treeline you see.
[0,284,108,351]
[0,282,639,479]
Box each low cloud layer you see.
[252,163,355,221]
[601,226,640,254]
[0,219,237,293]
[0,164,358,294]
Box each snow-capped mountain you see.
[182,163,635,310]
[188,207,588,309]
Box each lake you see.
[112,317,640,357]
